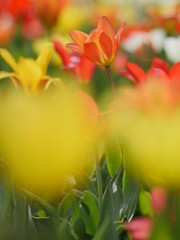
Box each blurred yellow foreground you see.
[0,87,98,199]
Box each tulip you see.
[66,16,126,67]
[0,0,32,19]
[0,87,98,199]
[151,187,167,214]
[0,12,15,45]
[54,39,95,83]
[34,0,71,25]
[107,79,180,187]
[121,57,180,90]
[124,217,153,240]
[0,44,60,93]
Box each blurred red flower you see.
[125,187,167,240]
[125,217,153,240]
[0,0,32,18]
[34,0,71,25]
[121,57,180,90]
[54,39,95,83]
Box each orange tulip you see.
[66,16,126,67]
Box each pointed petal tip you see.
[121,21,126,28]
[100,15,109,21]
[0,48,18,72]
[36,43,53,76]
[115,21,126,46]
[69,30,88,49]
[66,43,83,55]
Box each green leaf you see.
[33,216,58,240]
[95,173,123,240]
[105,138,122,177]
[79,191,100,236]
[120,167,139,221]
[139,189,154,217]
[94,217,118,240]
[57,193,74,220]
[72,216,87,240]
[0,180,38,240]
[58,219,75,240]
[0,179,14,224]
[75,171,97,195]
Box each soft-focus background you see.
[0,0,180,240]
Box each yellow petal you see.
[18,58,43,92]
[0,71,16,80]
[36,43,52,76]
[43,76,62,90]
[0,49,18,72]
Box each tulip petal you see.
[83,42,101,65]
[151,57,169,74]
[66,43,83,55]
[0,48,18,72]
[146,68,169,82]
[0,71,16,80]
[18,58,42,92]
[99,32,113,61]
[98,16,115,42]
[70,30,88,49]
[36,43,52,76]
[86,30,100,45]
[126,61,145,83]
[168,62,180,82]
[78,56,95,83]
[115,22,126,46]
[54,40,70,65]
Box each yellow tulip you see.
[55,3,92,34]
[107,80,180,188]
[0,44,60,93]
[0,87,98,199]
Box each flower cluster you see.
[0,1,180,239]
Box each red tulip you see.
[54,39,95,83]
[121,57,180,90]
[0,0,32,18]
[151,187,167,214]
[66,16,126,67]
[125,217,153,240]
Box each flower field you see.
[0,0,180,239]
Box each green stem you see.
[105,65,115,97]
[96,153,102,208]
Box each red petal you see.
[54,40,70,65]
[125,217,152,240]
[78,56,95,83]
[168,62,180,82]
[99,32,113,61]
[66,43,83,55]
[151,187,167,214]
[97,16,115,41]
[126,61,145,83]
[120,70,138,84]
[151,57,169,74]
[146,68,169,82]
[83,42,101,65]
[70,30,88,49]
[115,22,126,46]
